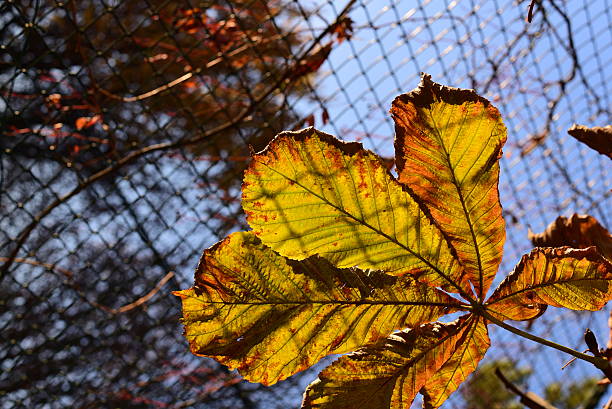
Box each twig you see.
[96,39,259,102]
[583,329,612,382]
[97,271,175,314]
[483,310,609,369]
[98,72,195,102]
[526,0,538,23]
[0,256,173,315]
[0,256,74,278]
[495,367,559,409]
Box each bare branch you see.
[100,271,175,314]
[495,368,559,409]
[0,0,357,279]
[0,257,173,315]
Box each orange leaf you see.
[302,317,474,409]
[487,247,612,321]
[75,115,102,130]
[391,74,507,299]
[421,316,490,408]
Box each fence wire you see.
[1,0,610,408]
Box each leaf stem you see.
[482,310,609,370]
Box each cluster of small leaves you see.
[175,75,612,409]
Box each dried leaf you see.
[567,124,612,158]
[529,214,612,260]
[487,247,612,321]
[391,73,507,299]
[305,113,315,127]
[330,17,354,43]
[321,108,330,125]
[175,231,461,385]
[290,43,332,79]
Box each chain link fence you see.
[1,0,610,408]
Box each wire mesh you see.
[1,0,610,408]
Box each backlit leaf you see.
[176,75,610,409]
[421,316,490,409]
[487,247,612,321]
[301,318,471,409]
[175,231,461,385]
[391,74,507,299]
[242,127,469,293]
[529,214,612,260]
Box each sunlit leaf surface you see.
[301,319,470,409]
[176,75,612,409]
[242,127,468,292]
[175,231,460,385]
[391,74,507,299]
[421,316,490,408]
[487,247,612,321]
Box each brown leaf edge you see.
[568,124,612,159]
[392,73,505,182]
[529,214,612,260]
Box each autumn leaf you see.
[421,316,490,409]
[177,74,612,409]
[529,214,612,260]
[391,74,507,299]
[567,124,612,159]
[330,17,354,43]
[487,247,612,321]
[175,231,461,385]
[75,115,102,130]
[301,317,475,409]
[289,42,333,80]
[242,127,468,293]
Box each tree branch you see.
[0,1,357,279]
[495,367,558,409]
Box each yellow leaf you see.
[301,318,471,409]
[421,316,490,408]
[391,74,507,299]
[487,247,612,321]
[242,127,469,294]
[175,231,461,385]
